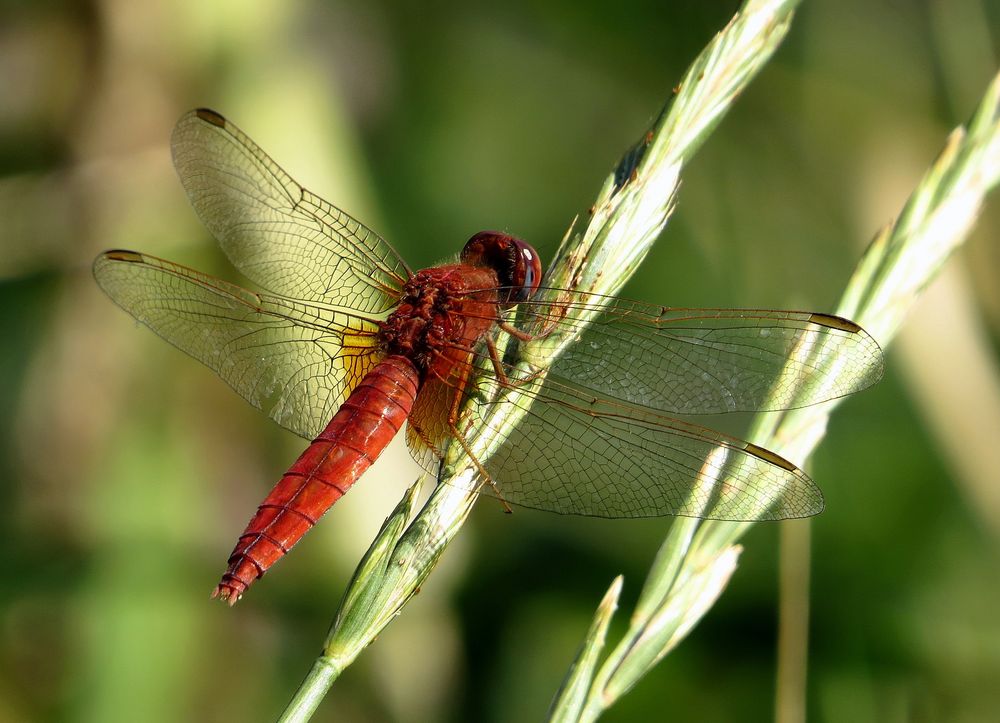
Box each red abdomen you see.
[214,355,419,603]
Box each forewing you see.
[520,295,884,414]
[473,379,822,520]
[171,108,409,312]
[94,250,383,439]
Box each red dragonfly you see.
[94,109,883,604]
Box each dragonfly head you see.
[461,231,542,308]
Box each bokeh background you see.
[2,1,999,721]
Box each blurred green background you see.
[2,1,999,721]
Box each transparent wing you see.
[94,250,383,439]
[405,376,456,475]
[431,288,884,519]
[473,379,822,520]
[171,108,409,312]
[515,293,884,415]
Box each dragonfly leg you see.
[484,336,511,386]
[497,300,563,340]
[445,351,513,514]
[448,423,513,514]
[485,334,549,390]
[409,418,445,463]
[497,319,542,342]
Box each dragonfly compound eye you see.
[461,231,543,307]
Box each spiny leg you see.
[409,418,445,464]
[485,334,548,389]
[497,299,562,340]
[439,348,513,514]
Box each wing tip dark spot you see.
[102,249,144,263]
[195,108,227,128]
[808,312,862,334]
[745,442,797,472]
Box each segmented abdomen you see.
[214,355,419,603]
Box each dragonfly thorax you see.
[379,265,500,373]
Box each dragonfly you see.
[94,109,884,604]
